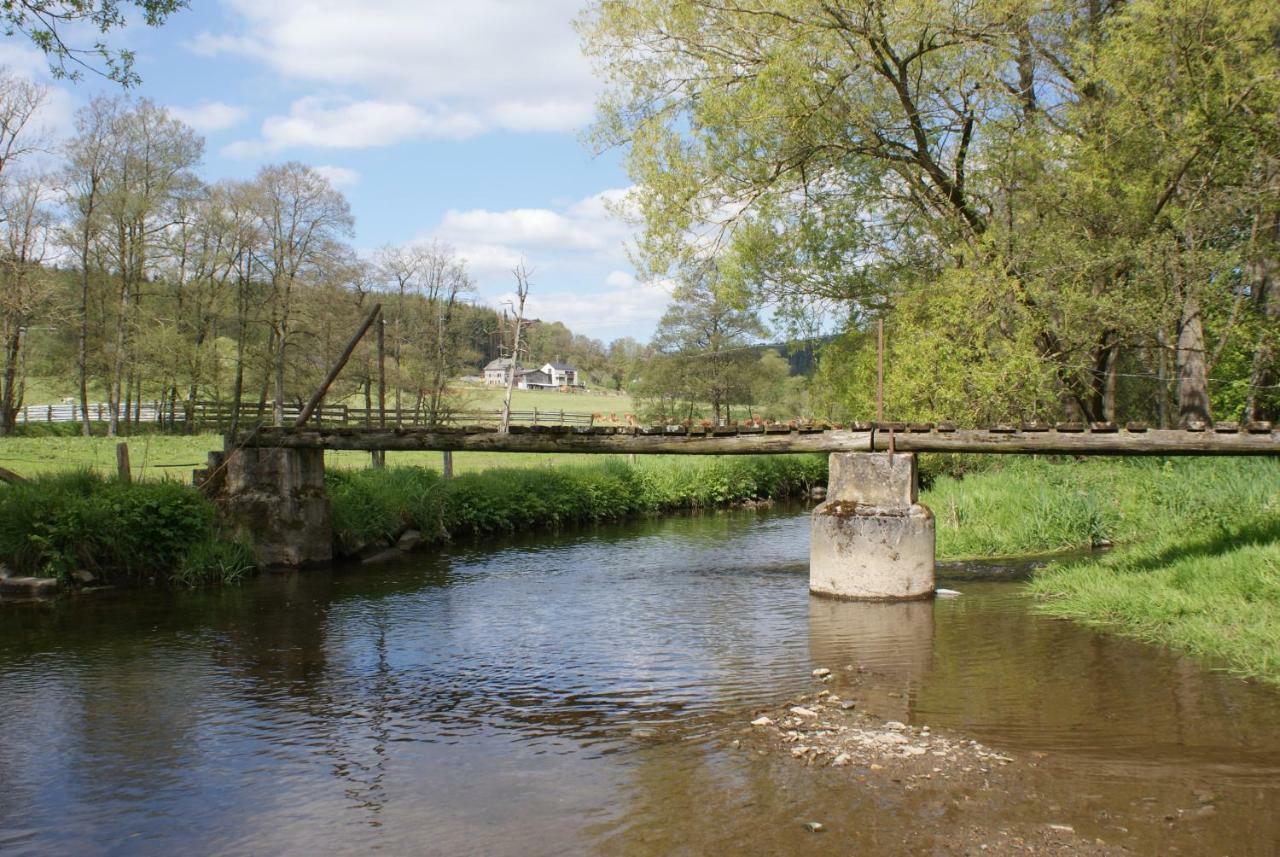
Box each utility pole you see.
[500,262,532,433]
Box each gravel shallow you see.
[734,668,1133,856]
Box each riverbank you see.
[930,457,1280,684]
[326,454,827,556]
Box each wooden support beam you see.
[296,302,382,428]
[235,425,1280,456]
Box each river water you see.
[1,505,1278,855]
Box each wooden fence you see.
[15,401,600,429]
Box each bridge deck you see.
[234,422,1280,456]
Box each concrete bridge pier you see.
[215,446,333,567]
[810,452,935,600]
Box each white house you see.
[483,358,519,386]
[542,362,579,387]
[484,359,586,390]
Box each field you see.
[0,432,638,482]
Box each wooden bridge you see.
[233,421,1280,456]
[206,305,1278,580]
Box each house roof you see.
[520,370,553,384]
[544,362,575,371]
[484,358,520,371]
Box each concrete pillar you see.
[810,452,934,600]
[217,447,333,567]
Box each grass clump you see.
[0,471,252,586]
[326,455,827,551]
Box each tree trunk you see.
[1175,291,1212,426]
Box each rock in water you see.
[811,667,831,678]
[935,588,962,597]
[803,822,825,833]
[751,716,773,727]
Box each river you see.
[1,505,1278,855]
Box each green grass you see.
[923,456,1280,684]
[326,455,828,552]
[0,471,253,586]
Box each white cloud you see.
[224,96,486,156]
[312,165,360,188]
[195,0,598,150]
[433,187,637,273]
[492,274,673,337]
[169,100,248,132]
[419,187,671,339]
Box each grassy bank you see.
[0,472,254,587]
[327,454,828,552]
[0,432,644,482]
[926,456,1280,684]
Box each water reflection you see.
[807,597,935,720]
[1,505,1279,855]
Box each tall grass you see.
[0,471,254,586]
[327,455,828,551]
[925,455,1280,683]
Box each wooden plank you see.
[234,426,1280,456]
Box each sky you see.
[4,0,673,343]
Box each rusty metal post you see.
[876,317,885,424]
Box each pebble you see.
[751,716,773,727]
[812,667,831,678]
[832,753,852,767]
[630,727,657,739]
[789,706,818,718]
[840,700,857,710]
[803,822,825,833]
[884,721,907,731]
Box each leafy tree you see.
[4,0,188,86]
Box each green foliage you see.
[4,1,187,86]
[583,0,1280,426]
[814,265,1058,424]
[0,471,249,585]
[327,455,827,550]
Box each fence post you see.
[559,409,564,425]
[533,407,539,426]
[46,405,52,423]
[116,443,131,483]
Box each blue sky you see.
[6,0,671,343]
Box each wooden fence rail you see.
[14,401,601,429]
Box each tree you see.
[0,173,54,434]
[95,98,201,434]
[643,266,766,424]
[582,0,1280,426]
[250,162,353,425]
[4,0,188,86]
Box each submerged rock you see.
[0,576,59,596]
[397,530,423,552]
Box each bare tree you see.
[500,263,532,433]
[0,173,53,434]
[62,95,117,434]
[250,162,353,425]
